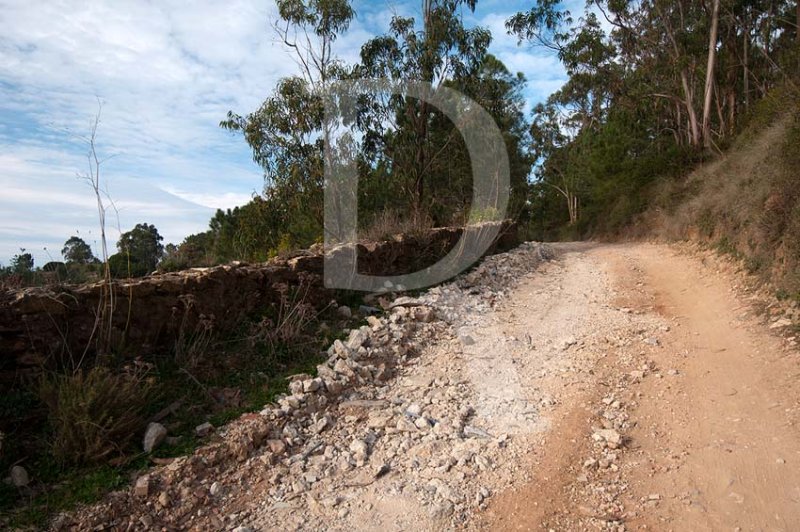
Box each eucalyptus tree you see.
[357,0,493,216]
[221,0,354,247]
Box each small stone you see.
[406,403,423,417]
[374,463,391,478]
[359,305,381,315]
[209,482,222,497]
[389,296,422,308]
[321,496,342,507]
[195,422,214,438]
[770,318,793,329]
[459,334,476,346]
[474,455,492,470]
[134,475,150,498]
[312,417,330,434]
[644,337,660,346]
[303,378,323,393]
[648,493,661,501]
[10,465,29,487]
[414,307,435,322]
[143,422,167,453]
[289,380,304,395]
[139,515,153,528]
[593,428,623,448]
[158,492,170,507]
[349,439,369,463]
[338,306,352,318]
[464,426,492,439]
[233,527,254,532]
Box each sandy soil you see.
[481,243,800,531]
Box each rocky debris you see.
[55,241,556,531]
[143,422,168,453]
[10,465,29,487]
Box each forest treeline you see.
[158,0,798,270]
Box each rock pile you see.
[53,242,555,531]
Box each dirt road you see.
[482,243,800,531]
[64,242,800,531]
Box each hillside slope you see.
[639,89,800,300]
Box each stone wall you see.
[0,223,517,381]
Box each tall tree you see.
[10,249,34,274]
[221,0,354,246]
[117,223,164,273]
[62,236,94,264]
[358,0,492,214]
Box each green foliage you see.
[10,249,34,273]
[512,0,798,239]
[108,252,149,278]
[117,223,164,274]
[62,236,94,264]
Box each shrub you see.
[38,364,157,465]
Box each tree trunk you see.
[681,70,701,147]
[702,0,721,149]
[743,16,750,112]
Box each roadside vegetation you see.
[0,277,369,528]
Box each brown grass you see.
[359,210,434,243]
[641,87,800,297]
[38,363,157,465]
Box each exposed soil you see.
[50,242,800,531]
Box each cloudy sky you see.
[0,0,571,266]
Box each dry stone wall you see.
[0,223,517,381]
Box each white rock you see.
[134,475,150,498]
[143,422,168,453]
[303,378,322,393]
[406,404,423,416]
[414,417,431,429]
[195,422,214,438]
[593,428,623,448]
[770,318,792,329]
[349,439,369,463]
[10,465,29,487]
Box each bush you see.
[108,253,149,278]
[38,365,157,465]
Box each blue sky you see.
[0,0,572,265]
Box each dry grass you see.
[246,280,324,355]
[642,87,800,297]
[38,363,157,465]
[360,210,434,242]
[173,295,216,371]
